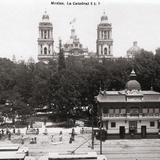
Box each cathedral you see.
[63,27,88,58]
[37,11,114,63]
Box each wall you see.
[103,120,159,134]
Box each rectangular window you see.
[103,108,108,114]
[155,108,159,113]
[111,122,116,128]
[121,109,126,114]
[115,109,119,114]
[142,108,148,114]
[150,121,155,127]
[109,109,114,114]
[149,108,154,114]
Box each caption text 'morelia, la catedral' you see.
[51,1,100,6]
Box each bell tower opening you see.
[44,47,47,55]
[104,47,107,55]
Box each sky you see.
[0,0,160,61]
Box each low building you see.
[96,70,160,138]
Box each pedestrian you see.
[8,131,11,140]
[36,128,39,135]
[1,129,4,135]
[6,127,9,135]
[34,137,37,143]
[71,128,75,141]
[30,138,34,144]
[59,131,63,142]
[51,135,54,142]
[81,128,84,134]
[44,128,48,135]
[17,129,20,135]
[13,126,15,134]
[21,135,24,144]
[69,136,72,144]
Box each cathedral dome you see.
[127,41,141,58]
[101,12,108,23]
[125,69,141,91]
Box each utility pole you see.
[91,105,94,149]
[100,104,102,154]
[89,104,94,149]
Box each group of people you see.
[0,127,21,140]
[51,131,63,143]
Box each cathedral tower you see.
[38,11,54,63]
[96,12,113,58]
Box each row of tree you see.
[0,48,160,122]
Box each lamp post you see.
[98,103,102,155]
[100,109,102,154]
[89,104,94,150]
[90,105,94,150]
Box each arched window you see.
[104,47,107,55]
[44,47,47,55]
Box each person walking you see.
[71,128,75,141]
[21,135,24,144]
[59,131,63,142]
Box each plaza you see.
[1,126,160,160]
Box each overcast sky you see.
[0,0,160,61]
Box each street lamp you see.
[97,102,103,155]
[99,107,102,155]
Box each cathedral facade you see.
[37,11,114,62]
[63,27,88,58]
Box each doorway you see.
[129,121,137,136]
[141,126,147,138]
[119,126,125,139]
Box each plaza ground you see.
[1,127,160,160]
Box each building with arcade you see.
[96,70,160,138]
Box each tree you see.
[133,49,155,90]
[154,48,160,91]
[58,40,66,72]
